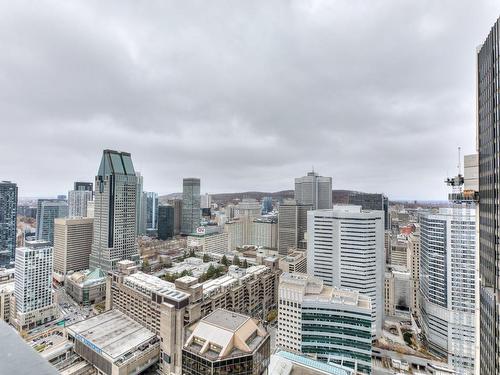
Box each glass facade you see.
[158,205,174,240]
[0,181,17,267]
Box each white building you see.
[294,171,332,210]
[384,265,412,318]
[13,242,58,330]
[251,217,278,249]
[277,273,372,374]
[68,189,93,218]
[307,205,384,337]
[188,230,229,254]
[419,208,477,374]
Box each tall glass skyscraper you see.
[478,16,500,375]
[89,150,139,272]
[181,178,201,235]
[294,171,332,210]
[36,199,68,245]
[145,191,158,230]
[0,181,18,267]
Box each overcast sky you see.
[1,1,498,200]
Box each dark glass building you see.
[158,205,174,240]
[0,181,18,267]
[181,178,201,235]
[347,191,389,230]
[74,182,93,191]
[478,16,500,375]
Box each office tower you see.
[36,199,69,245]
[225,199,262,249]
[53,217,93,280]
[307,206,384,337]
[135,172,146,235]
[181,178,201,235]
[261,196,273,214]
[187,230,229,254]
[167,198,183,235]
[277,273,372,374]
[478,18,500,375]
[13,242,58,330]
[86,200,95,218]
[182,309,270,375]
[419,208,477,373]
[294,170,332,210]
[407,226,420,314]
[347,191,390,230]
[158,205,174,240]
[0,181,18,267]
[278,200,311,255]
[200,193,212,209]
[74,182,93,191]
[145,191,158,230]
[89,150,139,272]
[234,198,261,218]
[251,217,278,249]
[384,266,411,317]
[68,189,93,217]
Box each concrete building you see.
[200,193,212,209]
[251,217,278,249]
[65,268,106,306]
[68,189,93,218]
[158,205,175,240]
[53,217,93,281]
[89,150,139,272]
[277,273,372,374]
[182,309,270,375]
[182,178,201,235]
[478,20,500,373]
[107,260,279,374]
[36,199,68,245]
[13,242,58,330]
[269,350,355,375]
[307,205,384,337]
[225,219,244,251]
[86,200,95,218]
[419,208,477,373]
[168,199,183,236]
[278,200,311,255]
[278,251,307,274]
[294,171,332,210]
[0,181,17,267]
[0,268,14,322]
[187,231,229,254]
[67,309,160,375]
[407,226,421,314]
[390,239,408,267]
[384,265,412,318]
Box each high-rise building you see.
[200,193,212,209]
[13,241,58,330]
[74,182,93,191]
[307,206,384,337]
[182,309,270,375]
[167,199,183,235]
[347,191,390,230]
[146,191,159,230]
[53,217,94,280]
[478,18,500,374]
[278,200,311,255]
[181,178,201,235]
[68,189,93,217]
[419,208,477,373]
[294,171,332,210]
[251,217,278,249]
[158,205,174,240]
[89,150,139,272]
[261,196,273,214]
[277,273,372,374]
[135,172,146,235]
[407,225,421,314]
[36,199,69,245]
[0,181,18,267]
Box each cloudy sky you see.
[0,1,498,200]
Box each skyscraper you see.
[347,191,390,230]
[261,196,273,214]
[0,181,17,267]
[478,16,500,375]
[89,150,139,272]
[74,182,93,191]
[307,205,384,337]
[294,171,332,210]
[135,172,146,235]
[167,198,183,235]
[419,208,477,373]
[68,189,93,217]
[158,205,174,240]
[36,199,69,245]
[181,178,201,235]
[145,191,158,230]
[278,200,311,255]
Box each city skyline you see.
[1,2,499,200]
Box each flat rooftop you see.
[124,272,189,302]
[203,309,250,332]
[67,309,156,361]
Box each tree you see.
[203,253,210,263]
[267,309,278,322]
[142,258,149,271]
[233,255,241,267]
[188,249,196,258]
[221,255,229,266]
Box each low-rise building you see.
[182,309,270,375]
[187,231,229,255]
[66,309,160,375]
[0,268,14,322]
[278,251,307,274]
[64,268,107,306]
[384,265,412,317]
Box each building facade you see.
[182,178,201,235]
[307,206,384,337]
[89,150,139,272]
[146,191,159,230]
[294,171,332,210]
[36,199,68,245]
[158,205,175,240]
[168,199,183,235]
[347,191,390,230]
[68,183,93,218]
[278,200,311,255]
[53,217,93,280]
[0,181,17,267]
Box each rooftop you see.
[203,309,250,332]
[124,271,190,302]
[270,351,354,375]
[67,309,157,362]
